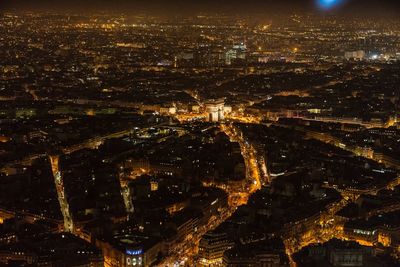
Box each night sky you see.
[1,0,400,15]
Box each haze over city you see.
[2,0,400,14]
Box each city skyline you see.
[0,3,400,267]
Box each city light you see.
[0,2,399,267]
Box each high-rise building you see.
[225,43,247,65]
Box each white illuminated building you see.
[205,98,226,122]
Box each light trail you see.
[220,123,263,193]
[49,155,74,233]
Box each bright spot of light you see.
[317,0,344,10]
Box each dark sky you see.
[1,0,400,15]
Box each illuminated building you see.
[198,231,234,266]
[125,249,144,267]
[377,232,391,247]
[98,234,162,267]
[205,99,225,122]
[225,43,247,65]
[225,49,237,65]
[150,180,158,191]
[344,50,365,61]
[160,106,177,115]
[344,223,377,246]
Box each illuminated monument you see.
[205,98,225,122]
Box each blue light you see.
[317,0,344,10]
[126,249,143,256]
